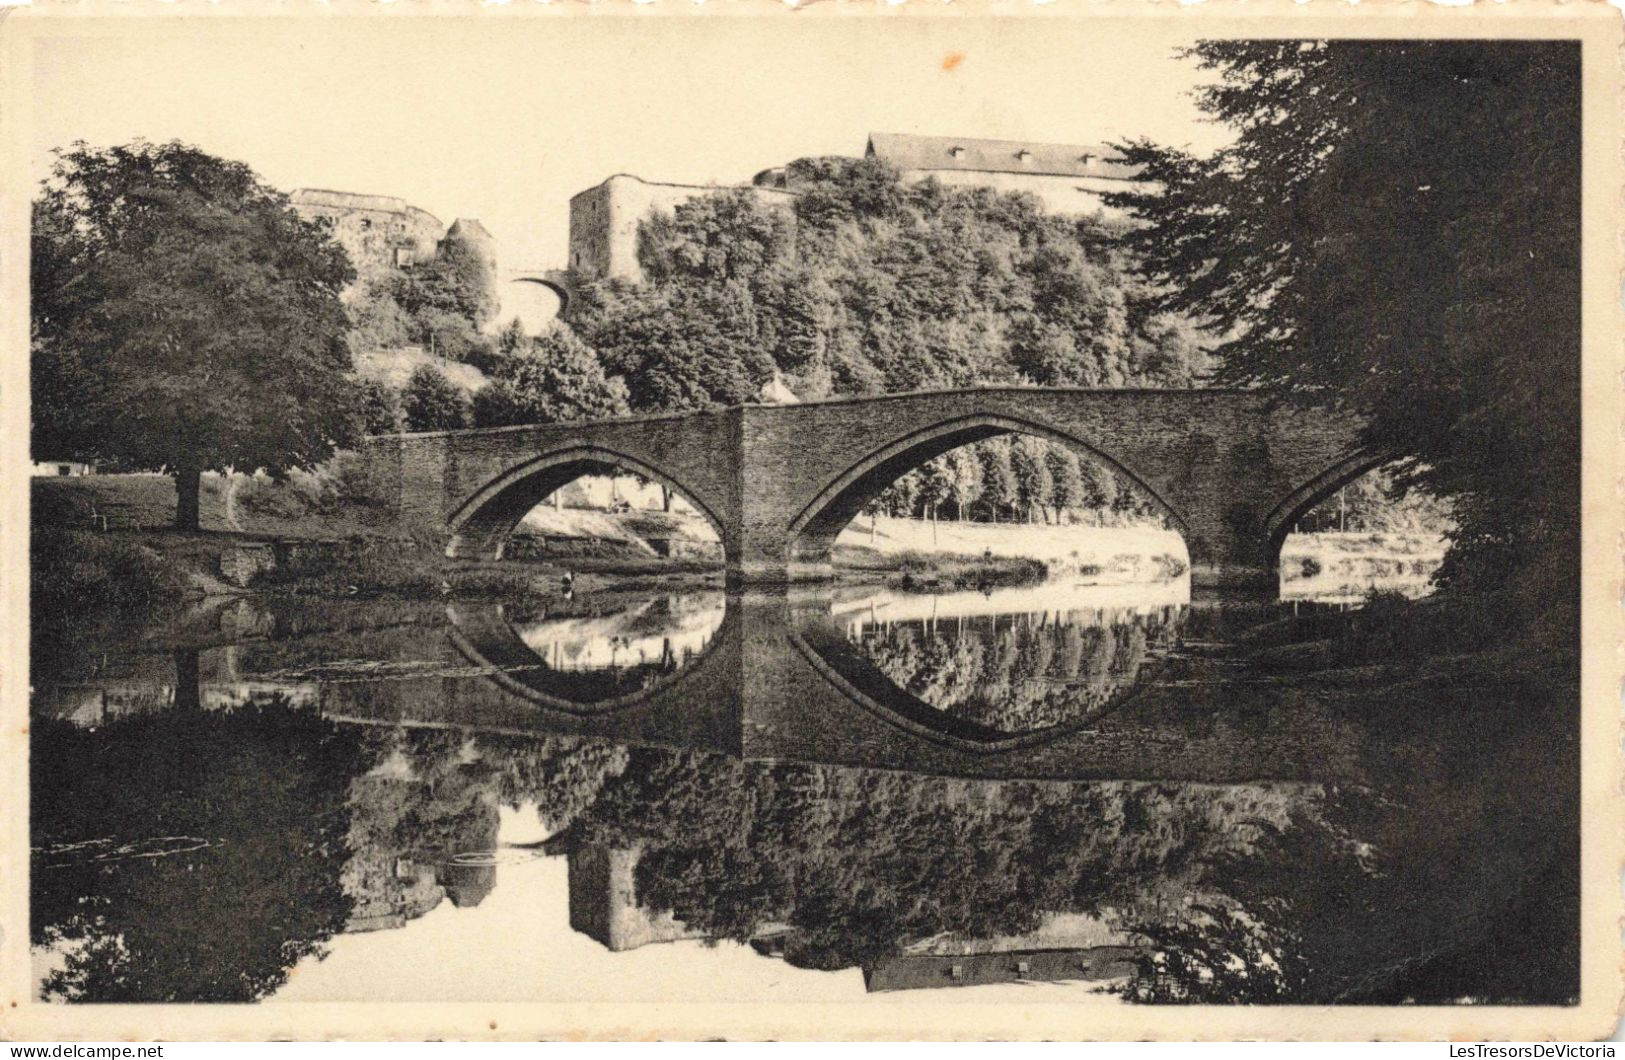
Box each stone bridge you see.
[362,387,1374,591]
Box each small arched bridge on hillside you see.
[361,388,1376,592]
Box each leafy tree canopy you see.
[472,324,631,428]
[566,162,1210,413]
[31,140,365,525]
[1108,41,1580,597]
[400,364,471,432]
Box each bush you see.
[232,453,392,528]
[256,535,443,597]
[892,550,934,573]
[1323,589,1514,667]
[444,567,549,598]
[400,365,471,432]
[32,530,192,681]
[33,531,191,621]
[1152,554,1189,579]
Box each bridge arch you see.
[444,600,735,716]
[446,443,727,561]
[1262,448,1402,565]
[506,275,571,316]
[785,411,1189,569]
[785,611,1159,756]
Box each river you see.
[27,558,1576,1005]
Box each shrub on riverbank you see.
[252,534,445,598]
[31,530,194,682]
[33,530,192,622]
[1241,586,1573,676]
[837,547,1049,592]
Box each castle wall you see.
[568,175,796,283]
[567,845,706,951]
[289,189,446,301]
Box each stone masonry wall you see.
[290,189,445,303]
[568,175,797,282]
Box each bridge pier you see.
[725,556,836,589]
[1189,562,1277,597]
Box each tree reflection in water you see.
[502,593,726,705]
[839,606,1182,734]
[30,701,362,1003]
[29,596,1577,1006]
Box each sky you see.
[28,16,1227,270]
[263,804,1130,1005]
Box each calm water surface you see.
[29,562,1576,1005]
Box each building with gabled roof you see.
[862,946,1142,993]
[863,132,1143,218]
[864,132,1139,182]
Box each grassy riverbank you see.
[31,526,1053,618]
[831,544,1048,592]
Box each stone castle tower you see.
[290,190,500,323]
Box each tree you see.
[1009,436,1055,523]
[31,140,363,529]
[472,325,631,428]
[568,280,777,413]
[913,457,955,544]
[638,188,795,286]
[400,364,470,432]
[30,701,365,1002]
[1110,41,1580,610]
[1077,456,1119,519]
[975,440,1018,522]
[357,378,402,435]
[940,446,984,521]
[1046,446,1087,524]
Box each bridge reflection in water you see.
[313,583,1373,784]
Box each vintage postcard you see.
[0,0,1620,1042]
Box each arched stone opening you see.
[503,276,570,321]
[1263,450,1456,603]
[444,599,733,715]
[1263,450,1398,567]
[784,412,1189,579]
[446,444,728,563]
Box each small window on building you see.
[1079,152,1096,165]
[361,218,373,230]
[1015,961,1031,976]
[949,146,966,159]
[395,248,412,267]
[57,464,72,477]
[949,964,963,980]
[1016,149,1033,163]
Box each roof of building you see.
[866,133,1141,182]
[862,946,1142,993]
[290,188,445,229]
[446,218,495,243]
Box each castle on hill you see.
[290,132,1144,332]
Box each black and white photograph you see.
[3,4,1619,1042]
